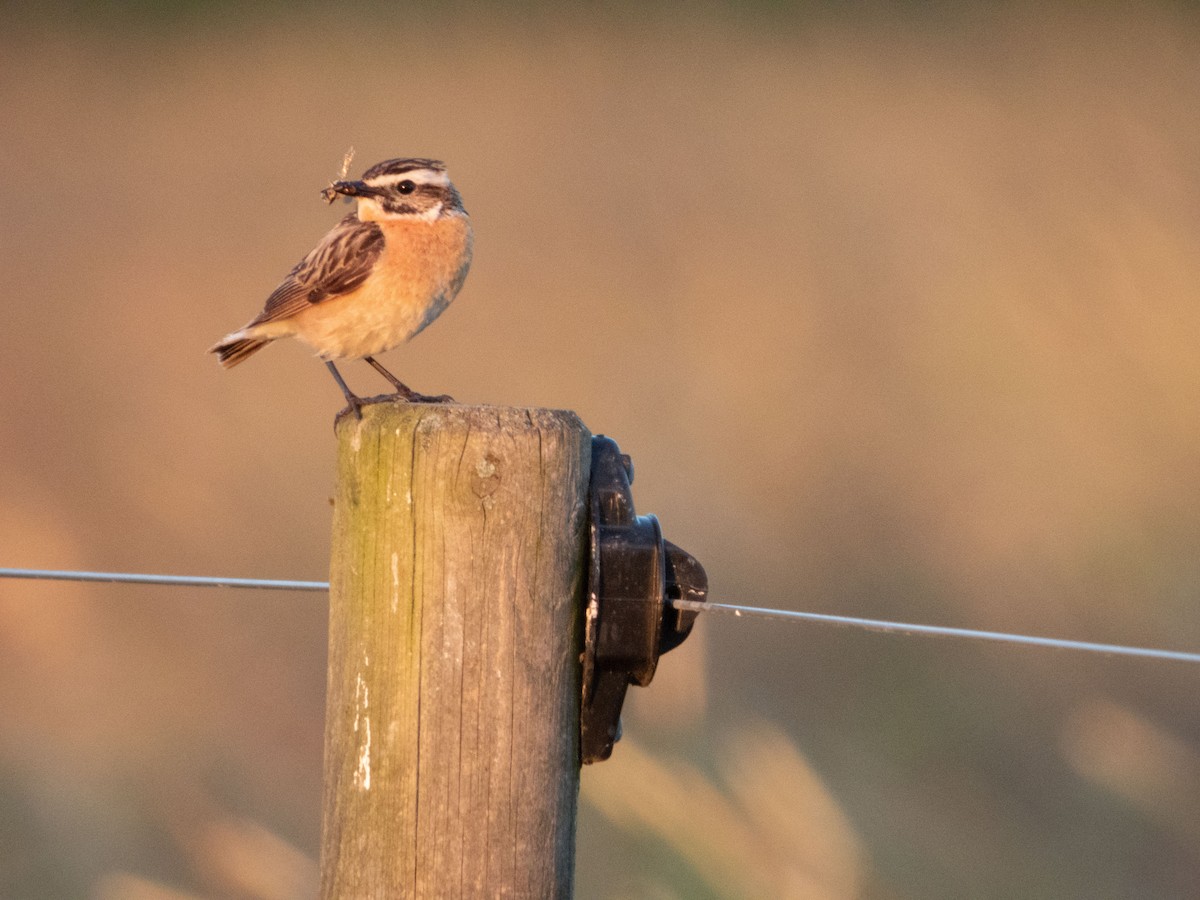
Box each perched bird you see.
[209,157,473,417]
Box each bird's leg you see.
[325,361,365,420]
[363,356,453,403]
[363,356,417,398]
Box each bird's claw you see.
[402,392,454,404]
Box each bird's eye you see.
[397,180,415,194]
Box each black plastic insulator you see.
[580,435,708,764]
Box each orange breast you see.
[290,213,473,360]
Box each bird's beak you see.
[321,180,382,203]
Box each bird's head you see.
[322,157,465,222]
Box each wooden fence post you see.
[319,403,591,899]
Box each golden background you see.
[2,3,1199,897]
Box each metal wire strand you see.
[2,567,1197,664]
[671,599,1200,665]
[0,568,328,592]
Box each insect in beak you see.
[321,180,378,203]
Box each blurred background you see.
[2,1,1200,897]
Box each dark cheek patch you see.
[382,184,449,216]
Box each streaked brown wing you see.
[249,213,385,326]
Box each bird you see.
[209,157,473,418]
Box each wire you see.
[671,599,1200,665]
[2,567,1197,664]
[0,568,328,592]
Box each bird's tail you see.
[209,333,271,368]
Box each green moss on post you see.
[320,403,591,899]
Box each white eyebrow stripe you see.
[367,169,449,188]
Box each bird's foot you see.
[397,390,454,404]
[334,396,366,424]
[361,357,452,404]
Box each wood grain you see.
[320,402,591,899]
